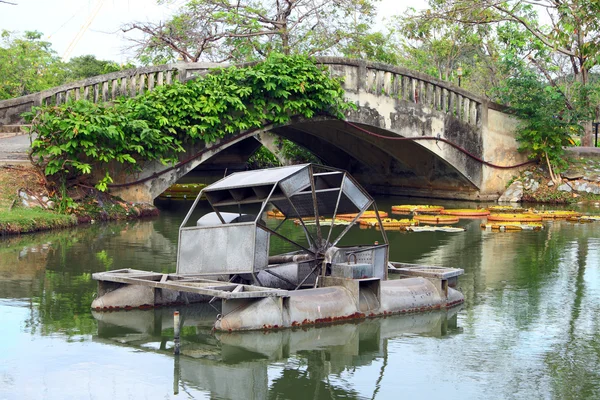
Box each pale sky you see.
[0,0,424,63]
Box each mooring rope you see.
[342,120,536,170]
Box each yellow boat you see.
[487,213,543,222]
[158,183,207,199]
[361,218,419,228]
[266,209,286,218]
[413,214,459,224]
[441,208,490,217]
[391,205,444,215]
[527,210,582,220]
[481,221,544,231]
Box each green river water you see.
[1,197,600,399]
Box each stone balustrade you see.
[0,57,491,127]
[0,62,221,125]
[317,57,486,127]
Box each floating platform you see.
[93,264,463,331]
[92,164,465,332]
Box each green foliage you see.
[0,207,77,235]
[25,54,352,191]
[494,66,584,177]
[63,55,135,81]
[248,146,282,169]
[395,10,485,83]
[341,30,402,65]
[418,0,600,144]
[55,182,77,214]
[278,138,321,164]
[0,30,65,99]
[0,31,135,100]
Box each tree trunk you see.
[580,65,593,146]
[582,121,593,147]
[281,29,290,55]
[545,152,561,185]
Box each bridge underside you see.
[181,119,479,201]
[269,120,478,199]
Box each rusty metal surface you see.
[92,269,289,299]
[388,262,464,279]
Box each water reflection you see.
[0,221,179,337]
[92,305,460,399]
[1,198,600,399]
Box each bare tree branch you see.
[122,0,376,64]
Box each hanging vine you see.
[24,54,353,192]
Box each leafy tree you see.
[0,30,65,99]
[394,11,483,83]
[495,65,583,184]
[0,34,133,99]
[248,146,282,168]
[64,55,135,81]
[123,0,379,64]
[340,29,402,65]
[492,22,594,183]
[412,0,600,145]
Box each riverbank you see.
[499,152,600,204]
[4,153,600,236]
[0,164,158,235]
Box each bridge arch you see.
[110,115,482,203]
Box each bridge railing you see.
[317,57,485,127]
[0,62,222,125]
[0,57,489,127]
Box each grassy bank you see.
[0,165,157,236]
[0,165,77,235]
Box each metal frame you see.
[176,163,389,279]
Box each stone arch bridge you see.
[0,58,526,202]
